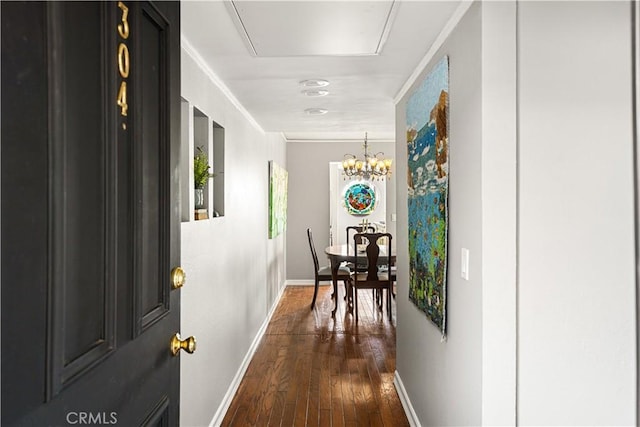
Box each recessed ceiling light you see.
[304,108,328,115]
[300,79,329,88]
[301,89,329,97]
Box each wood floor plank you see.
[284,348,303,405]
[330,374,344,427]
[307,349,321,427]
[267,391,286,426]
[369,411,385,427]
[293,356,311,426]
[319,350,331,412]
[225,405,248,427]
[281,402,296,427]
[319,409,332,427]
[220,285,409,426]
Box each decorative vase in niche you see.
[194,188,205,209]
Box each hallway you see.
[221,285,408,426]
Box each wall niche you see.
[180,98,225,222]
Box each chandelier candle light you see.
[341,133,393,181]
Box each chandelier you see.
[341,133,393,180]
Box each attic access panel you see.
[227,1,397,57]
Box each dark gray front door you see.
[1,1,182,425]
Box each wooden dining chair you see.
[346,225,375,253]
[307,228,351,310]
[345,225,375,272]
[348,232,394,322]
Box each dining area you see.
[307,222,397,324]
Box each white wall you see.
[394,3,483,425]
[480,1,517,424]
[517,2,636,424]
[395,1,637,426]
[179,46,287,427]
[286,140,395,281]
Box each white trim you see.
[283,137,395,144]
[208,282,287,427]
[376,0,400,55]
[225,1,259,57]
[181,35,265,134]
[279,131,289,143]
[393,0,474,105]
[394,371,421,427]
[285,280,315,286]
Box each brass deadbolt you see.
[171,267,186,289]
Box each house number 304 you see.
[117,1,130,123]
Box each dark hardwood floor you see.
[221,284,408,427]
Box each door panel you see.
[135,2,171,334]
[1,3,49,421]
[48,1,117,397]
[1,2,182,425]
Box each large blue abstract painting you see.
[406,56,449,336]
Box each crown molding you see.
[283,137,396,144]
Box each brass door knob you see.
[171,267,186,289]
[170,333,196,356]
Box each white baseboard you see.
[285,279,315,286]
[208,282,287,427]
[394,371,421,427]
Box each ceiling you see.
[180,1,461,143]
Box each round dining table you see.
[324,244,396,315]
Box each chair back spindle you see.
[346,225,375,255]
[307,228,320,275]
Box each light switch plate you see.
[461,248,469,280]
[391,213,397,222]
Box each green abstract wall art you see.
[268,161,288,239]
[406,56,449,337]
